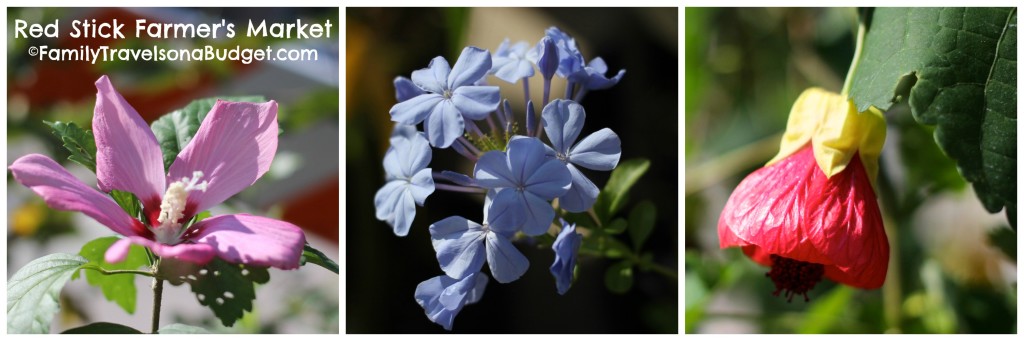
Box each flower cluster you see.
[374,27,624,330]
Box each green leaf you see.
[43,120,97,172]
[110,190,142,220]
[7,253,88,334]
[604,218,628,235]
[627,200,657,251]
[988,225,1016,259]
[159,258,270,327]
[300,244,340,274]
[849,8,1017,227]
[604,260,634,294]
[796,286,854,333]
[61,322,142,334]
[157,323,210,334]
[75,237,150,314]
[594,158,651,222]
[150,96,265,170]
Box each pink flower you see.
[9,75,306,269]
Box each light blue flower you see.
[490,38,535,83]
[529,26,586,79]
[541,99,621,212]
[550,219,581,295]
[575,57,626,91]
[393,76,425,102]
[373,132,435,236]
[414,272,488,330]
[531,36,559,80]
[390,46,501,148]
[429,196,529,283]
[474,137,571,235]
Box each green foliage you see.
[159,258,270,327]
[797,286,854,333]
[850,8,1017,227]
[7,253,88,334]
[43,120,97,172]
[300,244,340,274]
[110,190,143,220]
[594,158,650,223]
[628,200,656,251]
[61,322,143,334]
[604,218,628,234]
[75,237,150,314]
[157,323,211,334]
[604,260,634,294]
[150,96,265,170]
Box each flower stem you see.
[573,89,588,103]
[542,77,552,108]
[435,183,486,194]
[522,77,531,108]
[841,10,868,97]
[564,80,575,100]
[150,259,164,334]
[80,265,155,277]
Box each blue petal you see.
[381,145,402,181]
[394,76,425,102]
[583,68,626,91]
[390,93,443,125]
[541,99,585,154]
[430,216,487,280]
[389,124,420,145]
[425,100,464,148]
[464,272,489,304]
[474,151,516,189]
[486,188,525,232]
[485,232,529,283]
[408,168,435,205]
[414,274,487,331]
[558,163,599,213]
[519,191,557,236]
[373,181,404,222]
[524,158,571,199]
[550,221,582,295]
[451,86,500,120]
[587,57,609,74]
[411,56,450,94]
[569,128,621,171]
[494,59,534,83]
[390,132,432,178]
[505,137,548,184]
[391,189,417,236]
[448,47,492,89]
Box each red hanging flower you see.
[718,88,889,302]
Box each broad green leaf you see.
[7,253,88,333]
[987,225,1016,262]
[62,322,142,334]
[628,200,656,251]
[75,237,150,314]
[300,244,340,274]
[43,120,97,172]
[150,96,265,170]
[159,258,270,327]
[157,323,210,334]
[604,218,628,235]
[797,286,854,333]
[594,158,650,222]
[604,260,634,294]
[110,190,142,220]
[849,8,1017,227]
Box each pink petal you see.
[105,236,216,265]
[187,214,306,269]
[168,100,278,215]
[9,154,149,238]
[93,75,166,208]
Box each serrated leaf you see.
[61,322,142,334]
[604,218,628,235]
[43,120,97,172]
[159,258,270,327]
[604,260,634,294]
[157,323,210,334]
[300,244,339,274]
[594,158,650,222]
[850,8,1017,227]
[110,190,142,220]
[628,200,657,251]
[150,96,265,170]
[7,253,88,333]
[76,237,150,314]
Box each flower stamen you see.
[766,254,825,302]
[153,171,209,244]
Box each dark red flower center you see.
[766,254,824,302]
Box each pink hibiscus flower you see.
[9,75,306,269]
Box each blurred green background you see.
[7,7,339,333]
[685,8,1015,333]
[347,7,679,333]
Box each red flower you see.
[718,88,889,301]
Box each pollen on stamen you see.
[153,171,210,244]
[765,254,825,302]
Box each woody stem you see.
[151,259,164,334]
